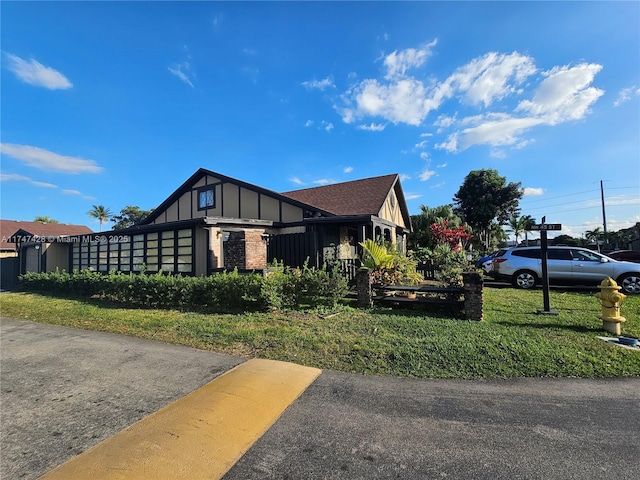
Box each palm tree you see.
[87,205,112,232]
[33,216,59,224]
[585,227,603,251]
[506,215,528,246]
[521,215,536,246]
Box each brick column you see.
[244,230,267,270]
[356,270,372,308]
[463,271,483,321]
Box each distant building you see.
[0,220,93,290]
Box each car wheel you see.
[512,270,538,289]
[618,273,640,295]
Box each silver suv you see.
[491,246,640,294]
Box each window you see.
[548,249,572,261]
[571,249,602,262]
[198,187,215,210]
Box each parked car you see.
[606,250,640,264]
[475,251,498,274]
[490,246,640,294]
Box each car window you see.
[548,249,572,260]
[571,249,602,262]
[512,249,541,259]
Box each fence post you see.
[462,271,483,321]
[356,270,373,308]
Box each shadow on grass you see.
[14,291,250,315]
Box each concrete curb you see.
[38,358,322,480]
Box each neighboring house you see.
[620,222,640,251]
[68,168,412,276]
[0,220,93,290]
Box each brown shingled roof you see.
[281,174,399,216]
[0,220,93,250]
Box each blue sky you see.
[1,1,639,240]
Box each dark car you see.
[606,250,640,263]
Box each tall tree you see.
[33,216,59,224]
[506,215,535,245]
[111,205,153,230]
[520,215,536,246]
[87,205,112,232]
[453,169,522,249]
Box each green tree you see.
[408,204,466,250]
[585,227,603,244]
[33,216,59,224]
[111,205,153,230]
[506,215,536,245]
[453,169,522,249]
[521,215,536,246]
[551,234,582,247]
[87,205,113,232]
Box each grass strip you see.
[1,289,638,379]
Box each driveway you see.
[2,317,639,480]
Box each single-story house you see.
[0,220,94,289]
[68,168,412,276]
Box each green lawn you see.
[1,288,638,379]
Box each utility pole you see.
[600,180,608,248]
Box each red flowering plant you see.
[430,221,473,253]
[427,222,473,288]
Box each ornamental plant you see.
[430,221,473,253]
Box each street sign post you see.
[528,218,561,315]
[528,223,562,231]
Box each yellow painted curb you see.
[39,359,322,480]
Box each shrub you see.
[18,264,349,313]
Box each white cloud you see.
[516,63,603,123]
[330,42,603,156]
[1,173,57,188]
[304,120,314,127]
[357,123,386,131]
[168,61,194,88]
[448,51,536,107]
[419,169,436,181]
[437,114,545,152]
[420,132,433,137]
[383,40,436,80]
[313,178,334,185]
[437,63,604,153]
[340,78,432,126]
[343,166,353,173]
[0,143,103,174]
[436,162,447,168]
[419,152,429,160]
[301,77,335,91]
[405,193,422,200]
[434,114,456,129]
[322,121,334,131]
[613,86,639,107]
[522,187,544,196]
[63,189,82,195]
[289,177,304,185]
[5,53,72,90]
[414,140,427,149]
[605,194,640,206]
[399,174,411,182]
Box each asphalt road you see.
[2,317,639,480]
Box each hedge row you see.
[18,262,349,312]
